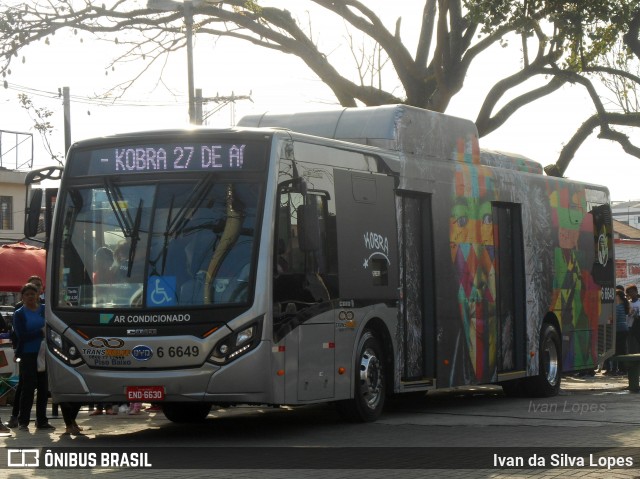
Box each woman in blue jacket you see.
[13,283,54,431]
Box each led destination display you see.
[69,140,269,176]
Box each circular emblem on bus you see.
[597,232,608,266]
[132,345,153,361]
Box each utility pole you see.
[184,0,196,124]
[148,0,217,125]
[195,88,203,125]
[201,92,253,126]
[62,87,71,154]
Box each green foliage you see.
[0,0,639,168]
[464,0,638,68]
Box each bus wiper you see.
[104,178,134,237]
[62,189,82,248]
[149,176,214,277]
[159,195,175,275]
[168,175,215,238]
[127,198,143,277]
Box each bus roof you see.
[239,104,474,160]
[238,104,543,174]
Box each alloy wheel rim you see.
[359,347,383,410]
[543,336,559,386]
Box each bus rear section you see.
[243,105,616,401]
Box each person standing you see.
[7,275,44,429]
[627,285,640,354]
[610,289,630,375]
[13,283,54,431]
[60,403,83,435]
[93,247,116,284]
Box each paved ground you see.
[0,372,637,479]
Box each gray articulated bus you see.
[37,105,615,423]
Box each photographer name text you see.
[494,453,632,469]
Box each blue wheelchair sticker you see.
[147,276,176,306]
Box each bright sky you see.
[0,1,637,200]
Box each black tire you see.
[162,402,212,423]
[336,330,386,422]
[523,323,562,397]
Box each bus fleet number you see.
[156,346,199,358]
[601,287,615,303]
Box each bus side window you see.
[274,188,331,305]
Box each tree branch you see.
[415,0,437,69]
[546,112,640,177]
[475,37,563,137]
[623,9,640,58]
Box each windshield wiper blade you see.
[149,177,214,277]
[168,175,215,238]
[160,195,175,275]
[62,189,83,248]
[104,178,134,237]
[127,198,143,278]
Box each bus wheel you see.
[336,330,386,422]
[162,402,212,423]
[524,323,562,397]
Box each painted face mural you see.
[546,184,601,369]
[450,164,497,383]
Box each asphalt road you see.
[0,372,637,479]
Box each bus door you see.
[396,194,436,383]
[333,169,401,370]
[493,203,526,373]
[274,178,337,401]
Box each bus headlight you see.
[49,328,63,349]
[208,318,262,365]
[235,326,254,346]
[47,326,85,367]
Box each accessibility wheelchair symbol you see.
[147,276,176,306]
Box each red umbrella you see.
[0,243,46,292]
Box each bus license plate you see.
[126,386,165,401]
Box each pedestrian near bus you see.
[7,275,45,429]
[627,285,640,354]
[609,289,630,375]
[60,402,83,435]
[13,283,54,431]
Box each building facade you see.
[612,201,640,229]
[0,168,29,244]
[613,219,640,287]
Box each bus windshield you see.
[55,179,261,309]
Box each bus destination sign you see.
[73,141,268,176]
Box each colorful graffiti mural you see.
[546,183,601,370]
[450,164,498,383]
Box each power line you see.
[3,81,187,108]
[200,91,252,125]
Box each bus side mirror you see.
[298,195,321,253]
[24,189,43,238]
